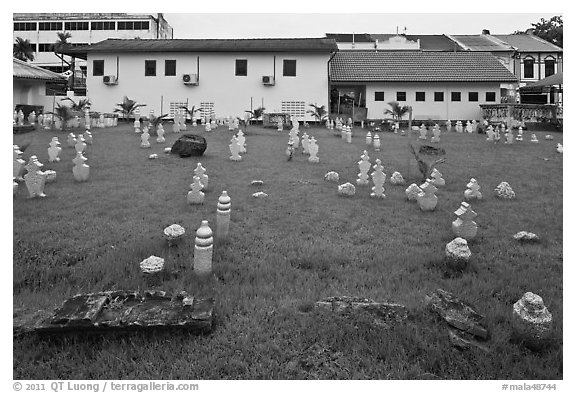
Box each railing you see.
[480,104,562,125]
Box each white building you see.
[13,13,173,93]
[329,50,518,121]
[448,32,562,89]
[13,58,67,111]
[62,38,337,121]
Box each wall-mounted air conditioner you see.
[183,74,199,85]
[262,76,275,86]
[103,75,117,85]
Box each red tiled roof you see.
[62,38,337,59]
[330,51,517,82]
[493,34,562,52]
[13,58,67,81]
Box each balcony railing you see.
[480,104,562,125]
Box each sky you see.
[164,12,561,39]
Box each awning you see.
[520,72,563,93]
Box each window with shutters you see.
[283,60,297,77]
[93,60,104,76]
[523,57,535,79]
[145,60,156,76]
[165,60,176,76]
[485,92,496,102]
[91,21,115,30]
[235,59,248,76]
[64,21,89,30]
[39,22,62,31]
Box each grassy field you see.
[13,122,563,379]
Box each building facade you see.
[13,58,67,111]
[329,50,518,121]
[448,32,562,87]
[492,34,563,86]
[63,38,337,121]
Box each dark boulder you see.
[170,134,207,157]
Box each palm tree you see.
[244,106,265,125]
[114,96,147,121]
[13,37,35,62]
[61,97,91,114]
[148,114,169,136]
[384,101,410,122]
[307,103,328,124]
[47,103,74,131]
[52,32,72,54]
[52,32,72,71]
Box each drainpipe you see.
[327,50,337,115]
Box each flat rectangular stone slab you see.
[14,290,214,336]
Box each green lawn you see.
[13,122,563,379]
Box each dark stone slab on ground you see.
[14,290,214,337]
[315,296,408,327]
[425,288,489,340]
[170,134,207,157]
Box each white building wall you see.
[13,79,60,111]
[86,52,330,121]
[365,82,502,121]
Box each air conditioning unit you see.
[183,74,199,85]
[262,76,275,86]
[103,75,117,85]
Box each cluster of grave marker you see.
[322,119,558,349]
[13,128,94,198]
[14,106,560,348]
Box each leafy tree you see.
[307,103,328,123]
[531,16,562,47]
[384,101,410,121]
[114,96,147,120]
[13,37,35,62]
